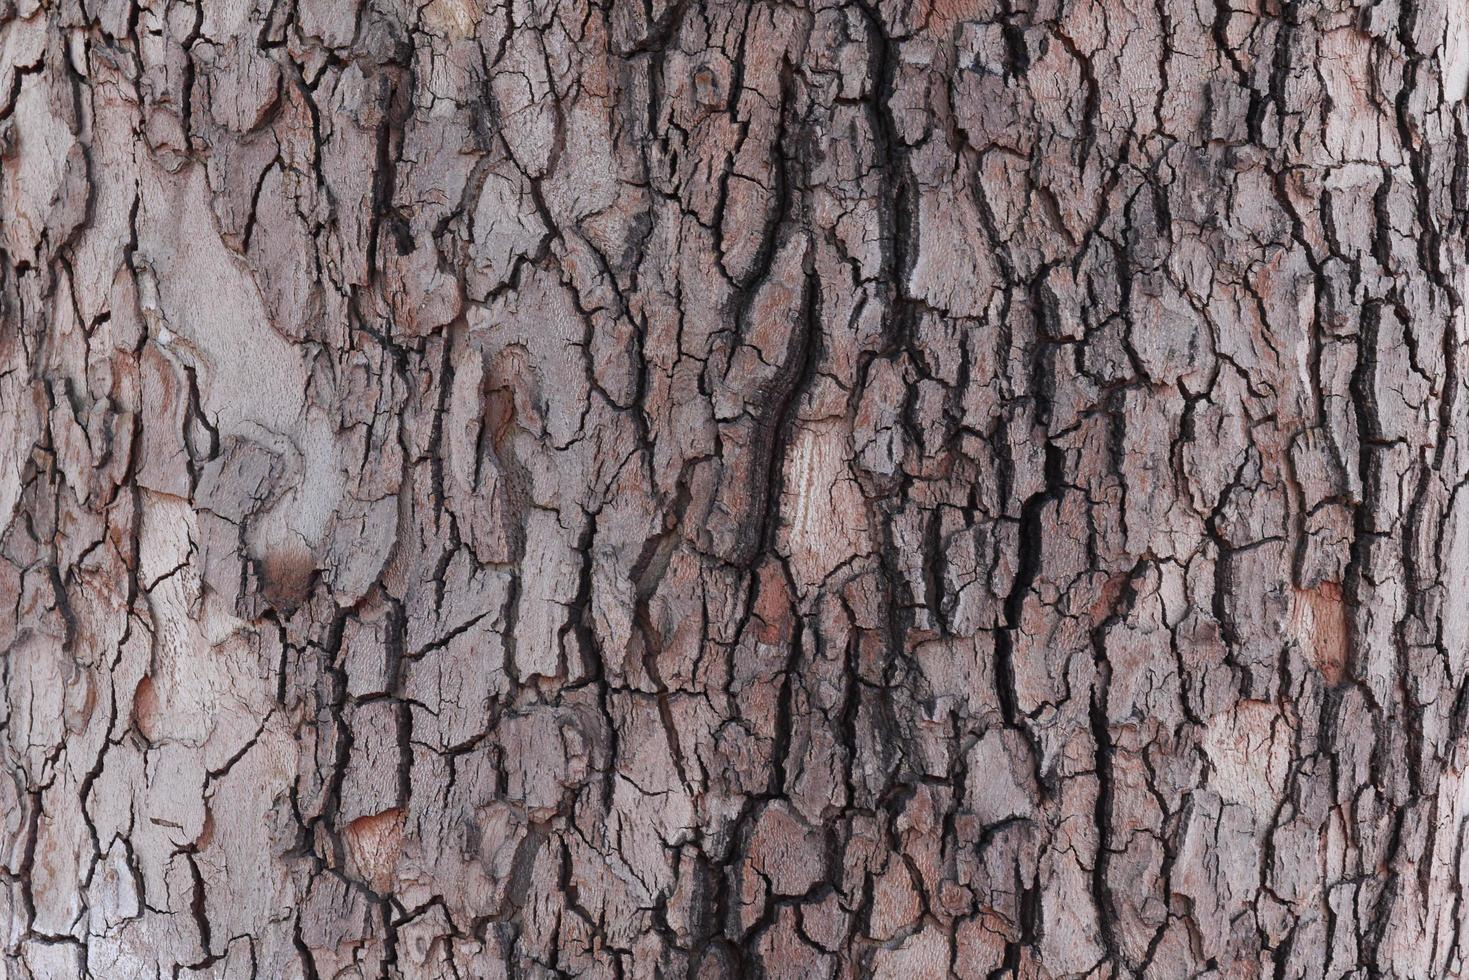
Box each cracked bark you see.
[1,0,1467,976]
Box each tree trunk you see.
[2,0,1466,976]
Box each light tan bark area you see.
[1,0,1466,976]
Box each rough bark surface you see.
[2,0,1468,976]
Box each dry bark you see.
[1,0,1467,976]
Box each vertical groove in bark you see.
[1,0,1466,976]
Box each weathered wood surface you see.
[1,0,1467,976]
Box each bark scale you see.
[1,0,1467,977]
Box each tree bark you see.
[2,0,1467,976]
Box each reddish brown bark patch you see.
[344,808,404,894]
[752,560,795,646]
[132,675,160,743]
[259,546,316,613]
[920,0,992,38]
[195,807,215,850]
[1290,581,1347,685]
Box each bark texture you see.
[2,0,1468,976]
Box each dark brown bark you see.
[2,0,1467,976]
